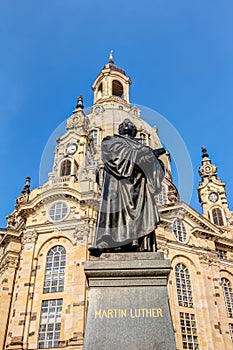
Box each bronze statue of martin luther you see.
[89,118,165,255]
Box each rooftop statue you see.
[89,119,165,255]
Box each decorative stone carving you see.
[16,193,29,205]
[0,255,19,275]
[167,186,178,204]
[7,213,24,230]
[130,106,140,117]
[66,112,90,132]
[198,147,217,178]
[21,230,38,250]
[93,105,104,115]
[176,208,186,220]
[199,163,217,178]
[198,251,219,265]
[157,243,169,258]
[16,177,31,205]
[86,199,100,212]
[79,168,89,181]
[73,223,90,245]
[161,208,186,222]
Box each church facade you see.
[1,56,233,350]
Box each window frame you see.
[216,248,227,260]
[47,201,69,223]
[180,312,199,349]
[60,159,72,177]
[173,219,188,243]
[139,132,147,145]
[90,129,99,145]
[221,277,233,318]
[209,206,225,226]
[38,298,63,349]
[43,245,66,294]
[112,79,124,98]
[175,263,194,308]
[155,185,167,206]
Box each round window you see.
[48,202,69,222]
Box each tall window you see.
[155,185,167,205]
[221,277,233,318]
[216,249,227,260]
[229,324,233,341]
[180,312,199,349]
[112,80,123,97]
[91,130,98,145]
[173,219,187,243]
[60,159,71,176]
[97,83,103,99]
[44,246,66,293]
[38,299,63,349]
[139,133,147,145]
[175,263,193,308]
[212,208,224,226]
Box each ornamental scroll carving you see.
[73,223,90,245]
[86,199,100,212]
[167,186,178,204]
[157,243,169,258]
[7,213,24,230]
[21,230,38,250]
[198,252,219,266]
[16,192,29,205]
[0,255,19,275]
[66,112,90,132]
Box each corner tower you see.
[198,146,232,227]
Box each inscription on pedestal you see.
[94,307,163,319]
[83,253,176,350]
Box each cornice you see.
[0,229,21,245]
[16,187,99,219]
[160,202,222,234]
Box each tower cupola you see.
[92,52,131,104]
[198,146,232,227]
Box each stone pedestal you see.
[83,252,176,350]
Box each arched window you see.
[139,133,147,145]
[221,277,233,318]
[112,80,123,97]
[175,263,193,307]
[97,83,103,99]
[91,130,98,145]
[173,219,187,243]
[60,159,71,176]
[212,208,224,226]
[44,246,66,293]
[229,323,233,341]
[155,185,167,205]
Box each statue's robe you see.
[94,134,164,249]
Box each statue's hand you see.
[153,148,166,158]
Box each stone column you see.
[5,230,37,350]
[0,251,19,350]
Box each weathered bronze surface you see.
[90,119,165,254]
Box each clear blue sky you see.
[1,0,233,227]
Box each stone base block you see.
[83,252,176,350]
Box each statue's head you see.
[118,119,137,138]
